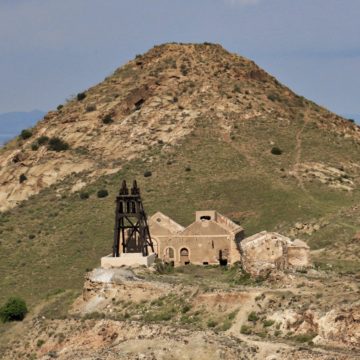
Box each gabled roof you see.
[180,219,230,236]
[149,211,185,236]
[242,231,290,246]
[216,212,244,234]
[180,211,244,236]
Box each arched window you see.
[180,248,189,257]
[165,247,174,258]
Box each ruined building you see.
[148,211,310,273]
[148,211,244,266]
[101,181,310,273]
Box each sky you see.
[0,0,359,117]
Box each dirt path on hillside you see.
[226,286,359,360]
[292,110,316,201]
[293,112,308,191]
[227,290,292,359]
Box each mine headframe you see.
[112,180,154,257]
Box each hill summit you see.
[1,43,359,212]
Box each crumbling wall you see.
[240,232,310,276]
[287,246,310,268]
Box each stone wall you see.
[240,232,310,276]
[156,235,232,266]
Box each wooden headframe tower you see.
[112,180,154,257]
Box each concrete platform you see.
[101,253,156,268]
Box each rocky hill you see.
[1,43,360,211]
[1,44,360,356]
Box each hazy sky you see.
[0,0,359,116]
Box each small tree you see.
[19,174,27,184]
[271,147,283,155]
[37,135,49,145]
[97,189,108,198]
[79,191,89,200]
[102,115,113,124]
[85,104,96,112]
[0,297,28,322]
[77,92,87,101]
[20,129,32,140]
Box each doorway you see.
[180,248,190,265]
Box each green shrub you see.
[36,339,45,348]
[20,129,32,140]
[228,310,238,320]
[181,304,191,313]
[291,332,317,343]
[185,166,191,172]
[57,104,63,110]
[233,84,241,93]
[255,331,267,338]
[77,92,86,101]
[263,319,275,327]
[85,104,96,112]
[31,143,39,151]
[248,311,259,322]
[271,147,283,155]
[267,93,280,102]
[102,115,113,124]
[0,297,28,322]
[29,234,36,240]
[79,191,89,200]
[240,324,252,335]
[207,319,217,328]
[144,170,152,177]
[220,319,232,331]
[47,137,69,152]
[37,136,49,145]
[97,189,109,198]
[155,259,174,274]
[19,174,27,184]
[180,64,188,76]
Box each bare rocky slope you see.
[1,43,360,211]
[1,43,360,359]
[2,267,359,359]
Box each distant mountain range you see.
[0,110,45,146]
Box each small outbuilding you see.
[240,231,310,276]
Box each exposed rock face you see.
[3,319,258,360]
[269,305,360,350]
[240,231,310,276]
[77,268,172,313]
[289,162,354,191]
[314,304,360,349]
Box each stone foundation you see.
[101,253,156,268]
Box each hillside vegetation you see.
[1,43,360,312]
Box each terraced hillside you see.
[0,42,360,313]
